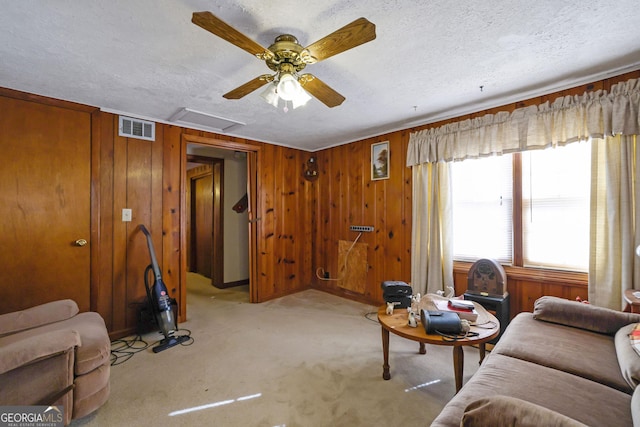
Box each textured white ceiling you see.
[1,1,639,151]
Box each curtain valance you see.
[407,78,640,166]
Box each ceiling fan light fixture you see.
[276,73,300,101]
[260,83,279,107]
[261,73,311,110]
[192,12,376,108]
[291,87,312,109]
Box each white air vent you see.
[168,108,245,133]
[119,116,155,141]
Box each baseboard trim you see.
[215,278,250,289]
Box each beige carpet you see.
[71,273,481,426]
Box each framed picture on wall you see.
[371,141,389,180]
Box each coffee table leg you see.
[419,342,426,354]
[479,343,486,365]
[453,346,463,393]
[382,327,390,380]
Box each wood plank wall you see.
[136,128,316,335]
[312,130,412,304]
[3,68,639,336]
[253,142,315,298]
[96,114,165,337]
[312,69,640,316]
[0,86,315,337]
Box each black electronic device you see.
[381,281,412,308]
[420,310,463,335]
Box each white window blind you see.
[521,142,591,271]
[451,155,513,263]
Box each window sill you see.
[453,261,588,287]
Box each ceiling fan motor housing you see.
[265,34,314,73]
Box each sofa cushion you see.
[0,300,79,337]
[461,395,588,427]
[493,313,632,393]
[430,353,634,427]
[533,296,640,334]
[615,323,640,389]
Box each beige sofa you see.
[431,296,640,427]
[0,300,111,425]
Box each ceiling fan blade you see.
[192,11,273,60]
[299,74,345,108]
[304,17,376,63]
[223,75,273,99]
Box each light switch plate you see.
[122,208,132,222]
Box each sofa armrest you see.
[533,296,640,335]
[0,299,79,337]
[0,329,81,374]
[462,395,589,427]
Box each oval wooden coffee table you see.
[377,305,499,393]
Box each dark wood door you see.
[188,156,224,288]
[0,96,91,314]
[193,174,213,278]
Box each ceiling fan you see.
[191,11,376,108]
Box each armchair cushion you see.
[61,312,111,376]
[533,296,640,335]
[0,300,110,424]
[1,311,111,376]
[0,299,79,337]
[0,329,80,375]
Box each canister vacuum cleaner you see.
[139,225,190,353]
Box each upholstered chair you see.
[0,300,110,425]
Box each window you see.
[451,142,591,272]
[451,155,513,263]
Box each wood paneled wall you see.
[95,114,165,337]
[0,87,314,337]
[312,131,412,304]
[122,127,315,335]
[312,69,640,314]
[254,142,315,299]
[3,68,639,336]
[160,130,315,315]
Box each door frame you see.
[180,134,260,310]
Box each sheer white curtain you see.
[589,135,640,309]
[407,78,640,304]
[410,162,452,295]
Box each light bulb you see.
[277,74,299,101]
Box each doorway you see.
[187,155,224,287]
[180,134,259,315]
